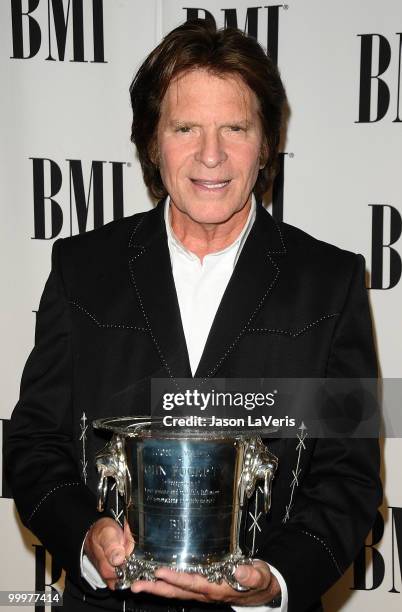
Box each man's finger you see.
[154,568,212,593]
[153,568,240,602]
[234,562,271,590]
[131,579,209,602]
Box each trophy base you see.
[115,552,252,592]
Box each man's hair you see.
[129,19,286,201]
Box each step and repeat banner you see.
[1,0,401,610]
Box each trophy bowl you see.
[93,416,277,590]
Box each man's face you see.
[156,69,266,226]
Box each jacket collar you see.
[128,199,286,379]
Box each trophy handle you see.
[95,434,131,512]
[238,437,278,514]
[97,466,109,512]
[260,457,277,514]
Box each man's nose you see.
[195,130,227,167]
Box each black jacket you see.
[6,201,381,611]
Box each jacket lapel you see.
[128,201,286,381]
[128,201,192,379]
[194,203,286,378]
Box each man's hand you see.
[131,560,280,606]
[84,517,134,589]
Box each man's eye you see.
[229,125,245,132]
[176,126,191,133]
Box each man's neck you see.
[169,199,253,262]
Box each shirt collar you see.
[164,195,256,265]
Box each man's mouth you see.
[190,179,231,190]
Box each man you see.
[6,19,381,612]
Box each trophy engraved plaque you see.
[94,417,277,590]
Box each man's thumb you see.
[109,550,125,566]
[98,522,126,565]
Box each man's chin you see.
[170,195,251,228]
[186,210,239,227]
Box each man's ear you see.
[148,139,159,167]
[259,142,269,169]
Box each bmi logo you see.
[31,158,127,239]
[352,509,402,595]
[369,205,401,290]
[184,4,285,64]
[33,545,63,612]
[357,33,402,122]
[10,0,106,62]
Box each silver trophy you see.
[94,417,277,590]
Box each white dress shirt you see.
[81,196,288,611]
[167,196,256,375]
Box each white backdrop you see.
[1,1,401,610]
